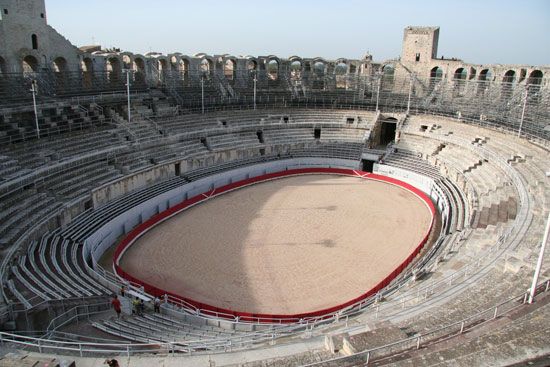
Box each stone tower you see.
[0,0,80,73]
[401,26,439,65]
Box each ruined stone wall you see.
[0,0,80,73]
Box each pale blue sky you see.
[45,0,549,65]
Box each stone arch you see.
[157,58,168,75]
[179,57,190,79]
[335,62,348,75]
[134,57,146,84]
[133,57,145,73]
[503,70,515,84]
[81,57,93,72]
[430,66,444,79]
[335,62,348,89]
[267,59,279,80]
[122,54,132,70]
[22,55,39,73]
[477,69,492,95]
[381,64,395,89]
[290,59,302,78]
[224,59,236,80]
[52,57,67,73]
[501,70,516,99]
[453,67,467,80]
[247,59,258,71]
[313,61,326,76]
[81,57,93,88]
[527,70,543,98]
[528,70,543,86]
[170,55,179,72]
[478,68,492,81]
[200,58,213,74]
[106,56,121,82]
[469,67,477,80]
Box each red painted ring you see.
[114,168,435,323]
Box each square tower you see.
[402,26,439,64]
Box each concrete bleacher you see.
[0,105,547,365]
[92,312,246,345]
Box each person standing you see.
[111,295,121,319]
[132,297,140,315]
[138,299,145,316]
[154,297,161,313]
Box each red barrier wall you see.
[113,168,435,323]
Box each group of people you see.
[110,286,162,319]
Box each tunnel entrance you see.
[379,118,398,146]
[361,159,375,173]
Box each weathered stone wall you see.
[0,0,80,73]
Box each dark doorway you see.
[380,119,397,146]
[257,130,265,144]
[314,128,321,139]
[361,160,374,173]
[175,162,181,176]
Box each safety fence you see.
[113,168,436,323]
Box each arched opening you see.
[22,55,39,73]
[381,64,395,90]
[349,64,357,74]
[122,55,132,70]
[477,69,492,95]
[180,58,189,80]
[267,59,279,80]
[454,67,467,80]
[528,70,543,86]
[247,60,257,71]
[106,57,121,82]
[31,34,38,50]
[503,70,515,84]
[335,62,348,89]
[313,62,325,75]
[81,57,93,88]
[469,67,477,80]
[429,66,443,90]
[501,70,515,98]
[81,57,93,73]
[52,57,67,90]
[290,60,302,79]
[224,59,236,80]
[52,57,67,73]
[134,57,146,84]
[453,67,467,95]
[170,56,179,73]
[478,68,492,81]
[200,58,213,74]
[430,66,443,79]
[527,70,543,98]
[312,61,326,89]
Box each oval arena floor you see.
[119,174,434,315]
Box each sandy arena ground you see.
[120,175,433,315]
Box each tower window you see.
[3,9,8,15]
[415,53,421,62]
[32,34,38,50]
[40,13,44,18]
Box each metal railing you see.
[0,279,547,358]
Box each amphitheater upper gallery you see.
[0,0,549,366]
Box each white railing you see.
[0,278,547,358]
